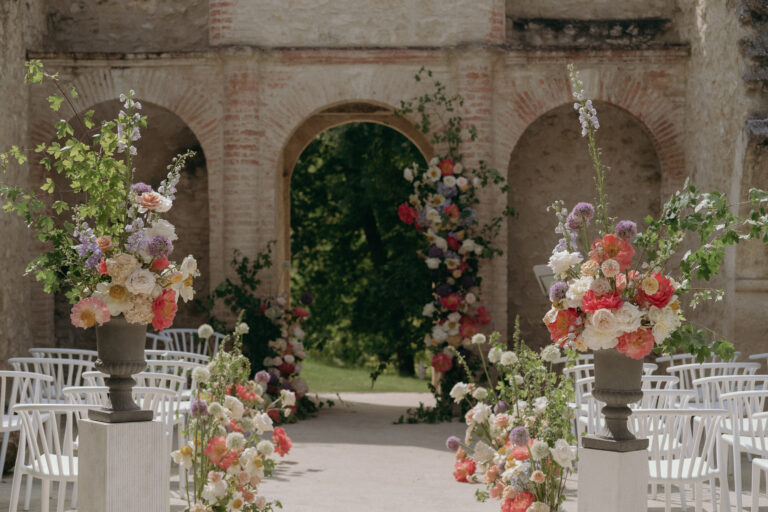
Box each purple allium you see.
[445,436,461,452]
[190,399,208,417]
[509,426,530,447]
[436,283,453,297]
[571,202,595,221]
[494,401,509,414]
[566,212,583,231]
[130,182,153,195]
[428,246,444,259]
[300,292,314,306]
[255,370,271,384]
[147,235,173,258]
[459,275,474,289]
[549,281,569,303]
[615,220,638,240]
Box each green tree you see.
[290,123,431,376]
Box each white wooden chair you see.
[8,404,92,512]
[719,390,768,511]
[145,349,210,366]
[666,362,761,391]
[553,353,595,366]
[28,348,97,362]
[146,333,172,351]
[8,357,94,404]
[750,453,768,512]
[642,375,680,391]
[656,352,698,367]
[0,372,54,482]
[161,329,208,356]
[748,352,768,373]
[631,409,731,512]
[693,375,768,411]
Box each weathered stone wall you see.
[40,0,208,53]
[209,0,505,46]
[507,103,663,349]
[506,0,674,20]
[0,0,37,365]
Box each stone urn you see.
[89,315,153,423]
[581,349,648,452]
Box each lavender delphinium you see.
[130,182,153,196]
[73,222,102,269]
[615,220,638,240]
[509,426,530,447]
[437,182,457,198]
[549,282,569,303]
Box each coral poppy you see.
[590,234,634,270]
[272,427,292,457]
[152,289,178,331]
[580,290,624,313]
[151,255,170,272]
[636,273,675,309]
[453,457,476,482]
[616,327,656,359]
[501,491,535,512]
[204,436,239,469]
[546,308,583,345]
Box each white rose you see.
[472,387,488,400]
[434,237,448,251]
[423,303,436,316]
[146,219,178,242]
[432,326,448,343]
[224,395,244,419]
[488,346,503,364]
[581,325,620,350]
[564,276,593,308]
[403,167,414,182]
[456,176,469,189]
[253,412,274,434]
[548,250,583,277]
[590,278,612,295]
[280,389,296,407]
[124,269,156,295]
[425,258,440,270]
[443,175,456,187]
[283,354,295,365]
[550,439,576,469]
[465,292,476,304]
[459,239,476,255]
[449,382,469,402]
[533,396,548,415]
[589,309,618,333]
[615,302,644,334]
[180,255,197,276]
[648,305,681,344]
[453,163,464,174]
[272,356,283,366]
[473,441,495,464]
[470,403,492,424]
[500,351,518,366]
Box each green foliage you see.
[290,123,432,376]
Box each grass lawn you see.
[302,358,431,393]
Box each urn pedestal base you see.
[578,447,648,512]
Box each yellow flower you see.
[642,276,659,295]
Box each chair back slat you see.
[721,390,768,455]
[29,348,97,362]
[145,349,210,366]
[666,362,760,391]
[8,358,95,401]
[693,375,768,409]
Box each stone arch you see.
[506,100,663,348]
[26,66,223,342]
[277,100,434,295]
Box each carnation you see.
[124,293,154,324]
[601,258,620,278]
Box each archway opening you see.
[507,101,663,349]
[288,120,432,386]
[53,99,209,347]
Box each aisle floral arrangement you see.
[262,293,311,402]
[0,61,198,331]
[446,322,575,512]
[542,65,768,360]
[173,318,294,512]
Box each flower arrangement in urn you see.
[0,61,199,421]
[172,319,293,512]
[541,65,768,447]
[446,323,575,512]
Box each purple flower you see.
[445,436,461,452]
[494,401,509,414]
[437,182,457,198]
[428,246,444,259]
[73,223,102,269]
[130,182,152,195]
[416,210,429,228]
[509,426,530,447]
[435,284,453,297]
[549,282,569,302]
[255,370,271,384]
[190,399,208,417]
[566,212,583,231]
[300,292,314,306]
[615,220,638,240]
[571,202,595,221]
[281,381,293,390]
[147,235,173,258]
[268,373,280,387]
[459,275,474,289]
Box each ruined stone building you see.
[0,0,766,361]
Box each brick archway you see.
[276,100,434,295]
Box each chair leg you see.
[709,478,717,509]
[0,431,10,477]
[23,474,33,510]
[752,461,760,512]
[694,481,702,512]
[665,483,672,512]
[8,470,23,512]
[680,483,687,510]
[41,480,50,512]
[721,469,732,512]
[735,447,744,512]
[71,480,78,509]
[56,481,65,512]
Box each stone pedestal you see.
[78,419,166,512]
[578,447,648,512]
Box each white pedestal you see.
[78,419,166,512]
[578,447,648,512]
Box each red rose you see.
[98,257,108,275]
[459,318,477,339]
[432,352,453,373]
[267,408,281,423]
[151,255,170,272]
[446,234,461,250]
[293,307,309,318]
[581,290,624,313]
[278,363,295,376]
[636,273,675,309]
[439,159,455,176]
[440,294,461,310]
[476,306,491,325]
[397,203,418,225]
[590,234,634,270]
[453,457,476,482]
